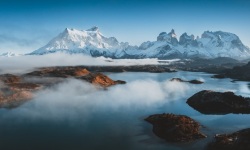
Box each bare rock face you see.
[73,68,90,76]
[207,128,250,150]
[170,78,204,84]
[187,90,250,114]
[91,73,116,87]
[145,113,207,142]
[78,73,126,87]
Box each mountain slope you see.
[30,27,250,60]
[30,26,138,57]
[137,30,250,59]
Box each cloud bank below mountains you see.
[0,52,169,74]
[1,78,190,121]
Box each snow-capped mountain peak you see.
[156,29,178,46]
[29,27,250,60]
[30,27,137,56]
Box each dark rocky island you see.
[207,128,250,150]
[145,113,207,142]
[187,90,250,114]
[170,78,204,84]
[212,61,250,81]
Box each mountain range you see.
[25,26,250,60]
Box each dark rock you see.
[170,78,184,82]
[189,80,204,84]
[207,128,250,150]
[179,33,198,47]
[115,80,126,84]
[170,78,204,84]
[211,74,226,79]
[145,113,207,142]
[187,90,250,114]
[214,61,250,81]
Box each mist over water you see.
[1,71,250,150]
[0,53,162,74]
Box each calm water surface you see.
[0,71,250,150]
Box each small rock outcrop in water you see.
[207,128,250,150]
[187,90,250,114]
[145,113,207,142]
[170,78,204,84]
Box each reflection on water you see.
[0,71,250,150]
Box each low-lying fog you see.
[0,53,176,74]
[1,78,190,121]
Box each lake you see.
[0,71,250,150]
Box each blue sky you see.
[0,0,250,53]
